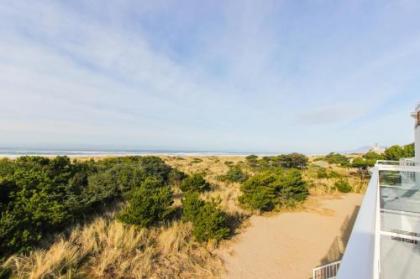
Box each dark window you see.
[417,111,420,125]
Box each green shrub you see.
[118,177,173,227]
[224,161,234,167]
[220,166,248,183]
[324,153,350,167]
[245,155,258,168]
[0,267,11,279]
[316,168,329,179]
[329,170,342,179]
[191,158,203,164]
[168,169,187,186]
[239,169,308,211]
[180,174,210,192]
[384,144,414,161]
[181,192,205,222]
[351,157,372,169]
[335,180,352,193]
[182,193,230,242]
[0,155,176,257]
[245,153,308,170]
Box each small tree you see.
[384,144,414,161]
[220,166,248,183]
[181,193,230,242]
[118,178,173,227]
[182,192,205,222]
[239,169,308,211]
[335,180,352,193]
[180,173,210,192]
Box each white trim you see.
[373,168,381,279]
[380,231,420,242]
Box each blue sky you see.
[1,0,419,153]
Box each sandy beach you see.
[220,193,362,279]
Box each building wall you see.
[416,123,420,163]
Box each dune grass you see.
[2,155,367,279]
[4,216,223,279]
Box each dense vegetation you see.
[321,153,350,167]
[218,165,248,183]
[383,143,414,161]
[0,151,381,278]
[245,153,308,170]
[0,155,238,261]
[350,144,414,169]
[117,177,174,227]
[0,156,180,257]
[334,179,352,193]
[182,192,230,242]
[239,168,308,211]
[180,173,211,192]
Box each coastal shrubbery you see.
[218,165,248,183]
[246,153,308,170]
[383,143,414,161]
[117,177,174,227]
[180,173,210,192]
[0,156,173,257]
[334,179,352,193]
[182,192,230,242]
[321,153,350,167]
[239,168,308,211]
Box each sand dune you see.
[221,194,362,279]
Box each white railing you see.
[316,160,420,279]
[373,160,420,279]
[313,261,341,279]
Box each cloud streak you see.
[1,0,420,152]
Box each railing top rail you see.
[313,261,341,271]
[375,161,420,172]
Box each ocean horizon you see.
[0,148,281,157]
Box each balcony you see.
[314,160,420,279]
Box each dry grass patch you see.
[4,216,223,279]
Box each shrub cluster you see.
[383,144,414,161]
[321,153,350,167]
[0,156,173,257]
[117,177,173,227]
[245,153,308,170]
[316,167,341,179]
[182,192,230,242]
[334,180,352,193]
[180,173,210,192]
[239,168,308,211]
[219,165,248,183]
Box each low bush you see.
[168,168,187,186]
[239,169,308,211]
[316,167,329,179]
[219,166,248,183]
[324,153,350,167]
[191,158,203,164]
[335,180,352,193]
[182,193,230,242]
[0,267,11,279]
[0,155,175,257]
[384,144,414,161]
[180,173,210,192]
[118,177,174,227]
[245,153,308,170]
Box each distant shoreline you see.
[0,150,261,158]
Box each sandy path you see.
[221,194,362,279]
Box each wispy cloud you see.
[1,0,420,152]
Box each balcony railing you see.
[322,160,420,279]
[313,261,341,279]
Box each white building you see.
[313,103,420,279]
